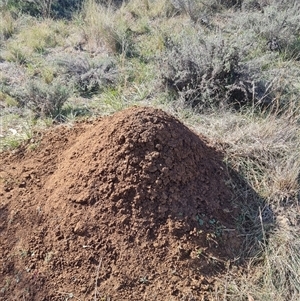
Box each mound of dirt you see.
[0,107,246,300]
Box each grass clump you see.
[79,0,135,55]
[3,18,69,65]
[79,0,167,58]
[17,20,64,53]
[0,10,17,40]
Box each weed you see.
[139,276,149,284]
[95,87,127,114]
[40,66,56,84]
[196,248,204,257]
[19,249,29,258]
[59,102,92,122]
[196,214,204,226]
[0,136,21,150]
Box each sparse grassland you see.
[0,0,299,300]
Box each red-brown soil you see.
[0,106,246,300]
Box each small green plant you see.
[0,136,22,150]
[139,276,148,284]
[0,91,18,107]
[40,66,56,84]
[92,87,126,114]
[19,249,29,258]
[196,214,205,226]
[196,248,204,257]
[44,251,53,263]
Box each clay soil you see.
[1,106,247,300]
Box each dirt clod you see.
[0,106,245,300]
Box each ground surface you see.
[0,107,248,300]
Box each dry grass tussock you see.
[0,10,16,40]
[80,0,136,55]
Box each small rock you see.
[73,221,86,235]
[80,286,87,293]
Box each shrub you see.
[160,33,267,110]
[0,60,70,117]
[234,1,300,58]
[0,61,27,92]
[57,54,118,95]
[13,79,70,117]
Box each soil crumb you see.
[0,106,245,300]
